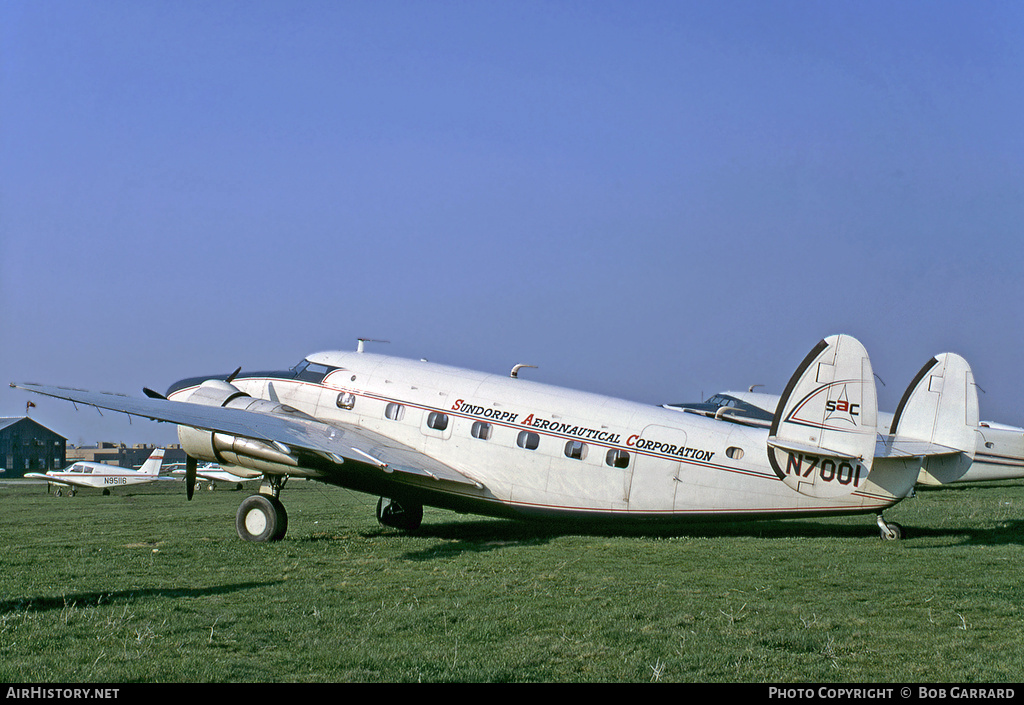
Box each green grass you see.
[1,477,1022,682]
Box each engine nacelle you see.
[186,379,316,420]
[177,379,321,478]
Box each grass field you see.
[1,477,1022,683]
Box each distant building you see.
[0,417,67,478]
[66,442,187,469]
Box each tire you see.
[376,497,423,531]
[879,522,905,541]
[236,494,288,542]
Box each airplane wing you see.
[24,472,80,488]
[11,383,484,489]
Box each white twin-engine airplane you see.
[25,448,167,497]
[13,334,980,542]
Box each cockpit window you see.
[290,360,339,384]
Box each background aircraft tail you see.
[767,334,879,498]
[137,448,166,476]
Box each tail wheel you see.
[376,497,423,531]
[236,494,288,542]
[879,521,906,541]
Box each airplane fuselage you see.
[36,466,159,490]
[169,351,914,524]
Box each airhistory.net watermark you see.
[6,688,119,700]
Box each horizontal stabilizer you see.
[874,438,963,459]
[767,437,862,460]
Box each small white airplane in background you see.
[664,386,1024,485]
[13,334,983,541]
[169,462,262,491]
[26,448,168,496]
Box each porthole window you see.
[427,412,449,431]
[726,446,744,460]
[385,403,405,421]
[605,449,631,469]
[564,440,588,460]
[336,392,356,410]
[471,421,493,440]
[517,431,540,450]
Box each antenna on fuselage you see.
[511,364,537,379]
[357,338,390,353]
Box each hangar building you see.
[0,417,67,478]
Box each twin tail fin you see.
[768,335,979,497]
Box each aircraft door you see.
[626,424,686,512]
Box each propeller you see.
[143,387,166,399]
[186,455,197,501]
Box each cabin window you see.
[385,403,405,421]
[726,446,744,460]
[605,449,631,469]
[336,392,356,410]
[471,421,492,440]
[427,412,449,431]
[517,431,540,450]
[564,440,588,460]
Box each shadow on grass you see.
[342,517,883,560]
[895,520,1024,547]
[363,514,1024,560]
[0,581,282,615]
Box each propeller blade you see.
[186,455,197,501]
[143,387,167,399]
[225,367,242,383]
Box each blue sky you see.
[2,1,1022,447]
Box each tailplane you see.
[768,334,878,498]
[138,448,166,476]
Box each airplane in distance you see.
[25,448,167,497]
[169,462,262,492]
[13,334,981,541]
[663,390,1024,485]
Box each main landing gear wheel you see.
[236,494,288,542]
[876,515,906,541]
[376,497,423,531]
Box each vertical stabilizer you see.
[889,353,979,484]
[138,448,166,476]
[768,335,878,497]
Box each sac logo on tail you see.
[824,385,860,426]
[785,452,865,487]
